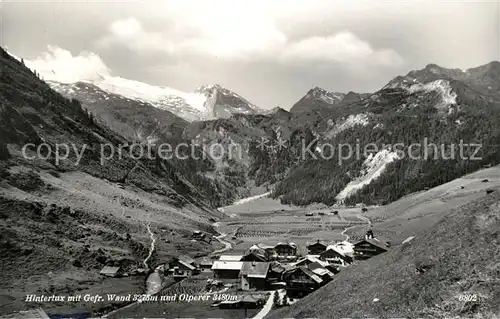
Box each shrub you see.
[0,142,10,160]
[8,170,45,191]
[48,170,61,178]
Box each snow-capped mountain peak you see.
[195,84,224,93]
[47,75,263,122]
[307,87,346,105]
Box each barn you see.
[212,261,243,279]
[353,238,389,260]
[306,240,328,255]
[319,246,353,266]
[240,262,271,290]
[283,266,323,298]
[99,266,122,278]
[274,242,298,260]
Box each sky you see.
[1,0,499,109]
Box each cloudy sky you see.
[2,0,499,109]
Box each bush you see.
[273,291,280,305]
[8,170,45,191]
[48,170,61,178]
[0,142,10,160]
[0,165,10,179]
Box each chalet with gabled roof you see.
[99,266,122,277]
[199,257,213,271]
[274,242,298,261]
[247,244,275,260]
[240,261,271,290]
[294,255,327,268]
[307,262,335,283]
[241,251,268,262]
[283,266,323,298]
[332,241,355,257]
[268,261,286,284]
[212,261,243,279]
[353,238,389,260]
[319,246,353,266]
[168,255,199,278]
[306,240,328,255]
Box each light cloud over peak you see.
[25,46,111,83]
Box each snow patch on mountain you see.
[407,79,457,112]
[307,87,346,105]
[47,75,261,121]
[388,78,458,113]
[336,149,400,202]
[82,76,211,121]
[324,113,370,138]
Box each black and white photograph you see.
[1,1,499,318]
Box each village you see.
[152,225,391,313]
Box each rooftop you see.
[295,255,328,267]
[308,262,335,278]
[241,262,270,278]
[353,238,390,251]
[323,245,347,257]
[219,255,243,261]
[99,266,121,276]
[199,258,213,266]
[298,266,323,284]
[178,255,196,265]
[307,240,328,247]
[275,242,298,248]
[212,261,243,271]
[178,260,196,270]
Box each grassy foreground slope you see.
[269,183,500,318]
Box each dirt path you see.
[252,291,275,319]
[341,214,371,241]
[210,232,233,256]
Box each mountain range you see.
[35,55,500,208]
[47,77,262,122]
[2,44,500,317]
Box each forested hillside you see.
[270,63,500,206]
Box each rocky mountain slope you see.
[290,86,370,114]
[270,60,500,206]
[46,80,250,207]
[0,47,225,315]
[149,60,500,207]
[17,47,500,210]
[47,80,187,143]
[48,77,262,122]
[290,87,346,113]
